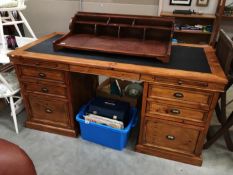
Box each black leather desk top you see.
[26,35,211,73]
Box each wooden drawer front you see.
[23,82,67,98]
[141,75,208,88]
[146,100,206,122]
[70,65,140,81]
[28,95,69,126]
[143,118,200,154]
[14,58,69,70]
[148,85,211,108]
[20,66,65,82]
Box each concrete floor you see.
[0,87,233,175]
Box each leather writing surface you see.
[26,35,211,73]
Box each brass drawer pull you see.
[41,87,49,93]
[178,80,183,85]
[173,92,184,98]
[166,135,175,141]
[170,109,181,115]
[45,108,53,114]
[38,73,46,78]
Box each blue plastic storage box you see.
[76,104,138,150]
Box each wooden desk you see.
[8,33,227,166]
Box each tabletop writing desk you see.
[9,33,227,166]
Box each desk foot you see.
[136,145,202,166]
[25,121,78,137]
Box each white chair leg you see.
[17,11,36,38]
[0,13,6,50]
[7,11,23,37]
[9,96,19,134]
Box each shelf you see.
[222,15,233,19]
[216,13,233,19]
[161,12,216,19]
[174,30,212,35]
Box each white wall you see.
[23,0,79,37]
[23,0,159,37]
[23,0,232,38]
[161,0,218,14]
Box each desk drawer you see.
[143,117,201,154]
[141,75,208,89]
[28,94,70,127]
[15,58,69,70]
[20,66,65,82]
[23,82,67,98]
[146,100,207,123]
[148,84,212,109]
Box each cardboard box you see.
[96,78,141,108]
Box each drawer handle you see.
[45,108,53,114]
[173,92,184,98]
[178,80,183,85]
[170,109,181,115]
[41,87,49,93]
[166,135,176,141]
[38,73,46,78]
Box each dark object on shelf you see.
[170,0,192,6]
[173,9,193,15]
[53,12,174,63]
[87,97,130,126]
[6,35,18,49]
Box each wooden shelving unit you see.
[210,0,233,46]
[174,30,212,35]
[161,12,215,44]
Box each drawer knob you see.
[166,135,175,141]
[178,81,183,85]
[170,109,181,115]
[38,73,46,78]
[41,87,49,93]
[45,108,53,114]
[173,92,184,98]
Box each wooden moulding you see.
[53,12,175,63]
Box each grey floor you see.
[0,98,233,175]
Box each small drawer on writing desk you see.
[28,94,69,127]
[22,82,67,98]
[19,66,66,83]
[148,84,212,110]
[15,58,69,70]
[141,75,209,89]
[142,117,202,154]
[70,65,140,80]
[146,100,207,123]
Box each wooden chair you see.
[0,0,36,50]
[204,29,233,150]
